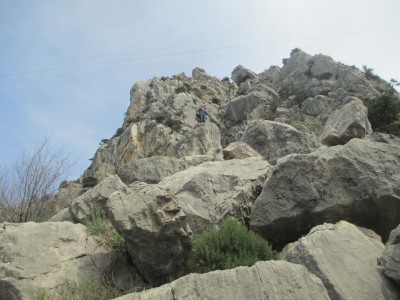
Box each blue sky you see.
[1,0,399,179]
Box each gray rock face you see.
[118,156,188,184]
[250,138,400,249]
[301,95,335,116]
[222,141,261,160]
[242,120,320,164]
[283,221,400,300]
[70,175,125,224]
[278,50,390,100]
[0,222,111,300]
[231,65,258,85]
[380,224,400,286]
[175,122,222,158]
[107,157,271,286]
[320,97,372,145]
[113,261,329,300]
[107,182,192,287]
[226,91,277,123]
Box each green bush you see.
[175,86,187,93]
[188,217,277,273]
[365,93,400,136]
[114,127,124,137]
[81,176,98,188]
[86,211,125,250]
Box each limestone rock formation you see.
[117,156,188,184]
[319,96,372,145]
[242,120,320,164]
[222,141,261,160]
[70,174,125,224]
[231,64,258,85]
[380,224,400,287]
[106,157,271,286]
[283,221,400,300]
[250,138,400,249]
[113,261,330,300]
[0,222,112,299]
[107,182,192,286]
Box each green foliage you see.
[188,217,277,273]
[81,176,98,188]
[212,97,221,105]
[175,86,187,93]
[290,48,302,56]
[34,278,120,300]
[152,112,182,131]
[114,127,124,137]
[160,76,169,81]
[86,211,125,250]
[222,76,230,83]
[282,58,289,66]
[362,65,379,80]
[365,93,400,136]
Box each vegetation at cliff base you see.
[187,217,277,273]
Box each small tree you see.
[187,217,277,273]
[0,139,71,222]
[365,93,400,136]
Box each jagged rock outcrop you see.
[379,224,400,287]
[69,174,125,224]
[282,221,400,300]
[250,138,400,249]
[319,96,372,145]
[0,222,115,299]
[113,261,330,300]
[231,65,258,85]
[278,50,391,100]
[107,157,271,286]
[107,182,191,287]
[242,120,320,164]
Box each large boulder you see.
[113,261,329,300]
[250,138,400,249]
[70,175,125,224]
[158,157,272,235]
[283,221,400,300]
[301,95,335,116]
[107,157,271,286]
[107,182,192,287]
[231,65,258,85]
[226,91,277,123]
[319,97,372,145]
[222,142,261,160]
[379,224,400,287]
[242,120,320,164]
[118,156,188,184]
[0,222,112,299]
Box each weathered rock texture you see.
[283,221,400,300]
[113,261,330,300]
[242,120,320,164]
[380,224,400,287]
[107,157,272,286]
[0,222,111,300]
[117,156,188,184]
[222,141,261,160]
[250,138,400,249]
[70,174,125,224]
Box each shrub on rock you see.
[188,217,277,273]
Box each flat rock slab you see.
[113,261,329,300]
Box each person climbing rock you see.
[196,104,209,123]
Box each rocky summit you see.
[1,49,400,299]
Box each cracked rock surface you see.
[282,221,400,300]
[0,221,110,299]
[113,260,329,300]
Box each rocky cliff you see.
[1,49,400,299]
